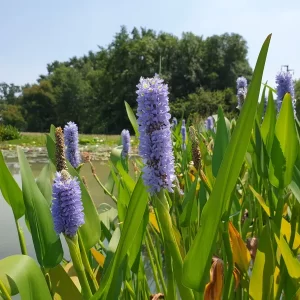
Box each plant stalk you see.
[65,234,93,299]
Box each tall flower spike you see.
[205,116,214,131]
[171,117,177,130]
[236,76,248,110]
[136,74,175,194]
[121,129,131,158]
[189,126,201,170]
[275,71,296,114]
[64,121,81,169]
[55,127,67,172]
[181,120,186,150]
[51,170,85,237]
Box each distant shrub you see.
[0,104,27,130]
[79,138,91,145]
[0,125,21,141]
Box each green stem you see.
[78,233,99,291]
[165,244,176,300]
[125,281,135,298]
[0,279,12,300]
[65,234,93,299]
[146,229,167,295]
[274,189,284,228]
[89,161,117,204]
[275,257,285,300]
[222,221,234,299]
[15,219,27,255]
[145,234,161,293]
[155,190,194,300]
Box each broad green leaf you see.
[180,176,198,227]
[125,101,139,138]
[261,89,276,153]
[290,165,300,202]
[275,93,299,187]
[91,176,148,299]
[17,147,63,268]
[0,255,52,300]
[0,151,24,219]
[212,107,229,177]
[249,226,275,299]
[268,135,286,187]
[49,264,82,300]
[254,121,269,178]
[36,162,56,205]
[271,221,300,279]
[182,34,271,291]
[249,185,300,250]
[129,208,149,272]
[46,135,101,251]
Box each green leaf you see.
[125,101,139,138]
[17,147,63,268]
[46,135,101,251]
[249,226,275,300]
[0,151,24,219]
[0,255,52,300]
[36,162,56,205]
[212,106,229,177]
[180,176,198,227]
[256,82,267,123]
[91,176,148,299]
[261,89,276,153]
[129,208,149,272]
[182,34,271,292]
[261,82,277,93]
[271,221,300,279]
[275,93,299,187]
[49,264,82,300]
[290,165,300,202]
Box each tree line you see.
[1,26,256,133]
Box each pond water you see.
[0,148,158,298]
[0,148,114,261]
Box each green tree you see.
[21,80,57,132]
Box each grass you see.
[0,132,122,149]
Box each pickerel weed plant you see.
[1,33,300,300]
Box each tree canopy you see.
[0,26,255,133]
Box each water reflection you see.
[0,153,114,261]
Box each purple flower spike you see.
[64,121,81,168]
[275,71,295,114]
[181,120,186,150]
[136,74,175,194]
[51,171,84,237]
[205,116,214,131]
[121,129,131,158]
[236,76,248,109]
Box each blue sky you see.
[1,0,299,87]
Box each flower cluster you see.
[121,129,131,158]
[181,119,186,150]
[171,117,178,130]
[51,170,84,237]
[136,74,175,194]
[236,76,248,110]
[205,116,214,131]
[275,71,296,114]
[64,122,81,169]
